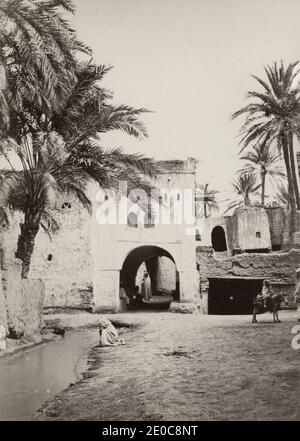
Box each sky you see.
[70,0,300,201]
[2,0,300,207]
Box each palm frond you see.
[0,206,9,227]
[276,183,291,208]
[40,210,60,240]
[223,200,243,215]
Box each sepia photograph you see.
[0,0,299,426]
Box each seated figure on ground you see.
[99,317,126,347]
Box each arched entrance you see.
[120,245,179,310]
[211,226,227,252]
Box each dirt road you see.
[36,311,300,421]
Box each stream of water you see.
[0,329,98,421]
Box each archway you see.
[211,226,227,252]
[120,246,179,310]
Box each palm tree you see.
[232,61,300,233]
[0,141,158,279]
[196,183,219,218]
[276,183,292,209]
[0,0,90,132]
[1,49,158,277]
[224,173,260,214]
[239,142,286,206]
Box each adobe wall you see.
[92,159,198,312]
[156,256,177,292]
[265,207,285,250]
[0,197,94,309]
[0,258,45,337]
[232,206,271,251]
[197,250,300,313]
[0,157,197,312]
[198,216,232,253]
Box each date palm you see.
[1,32,158,277]
[239,142,286,206]
[232,61,300,233]
[0,0,90,131]
[196,183,219,218]
[276,183,292,209]
[224,173,260,214]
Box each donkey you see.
[252,293,284,323]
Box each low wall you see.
[1,260,45,337]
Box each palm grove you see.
[0,0,159,278]
[224,62,300,239]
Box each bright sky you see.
[1,0,299,210]
[70,0,300,201]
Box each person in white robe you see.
[119,284,130,311]
[99,318,125,347]
[141,272,152,301]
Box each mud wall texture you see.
[0,259,45,337]
[265,207,285,250]
[0,197,93,309]
[196,250,300,312]
[155,256,177,292]
[231,206,271,251]
[198,207,282,255]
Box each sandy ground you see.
[36,310,300,421]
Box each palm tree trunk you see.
[288,132,300,210]
[244,192,250,206]
[15,208,41,278]
[261,171,266,206]
[281,132,297,234]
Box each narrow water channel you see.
[0,329,98,421]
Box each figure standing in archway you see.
[141,272,152,301]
